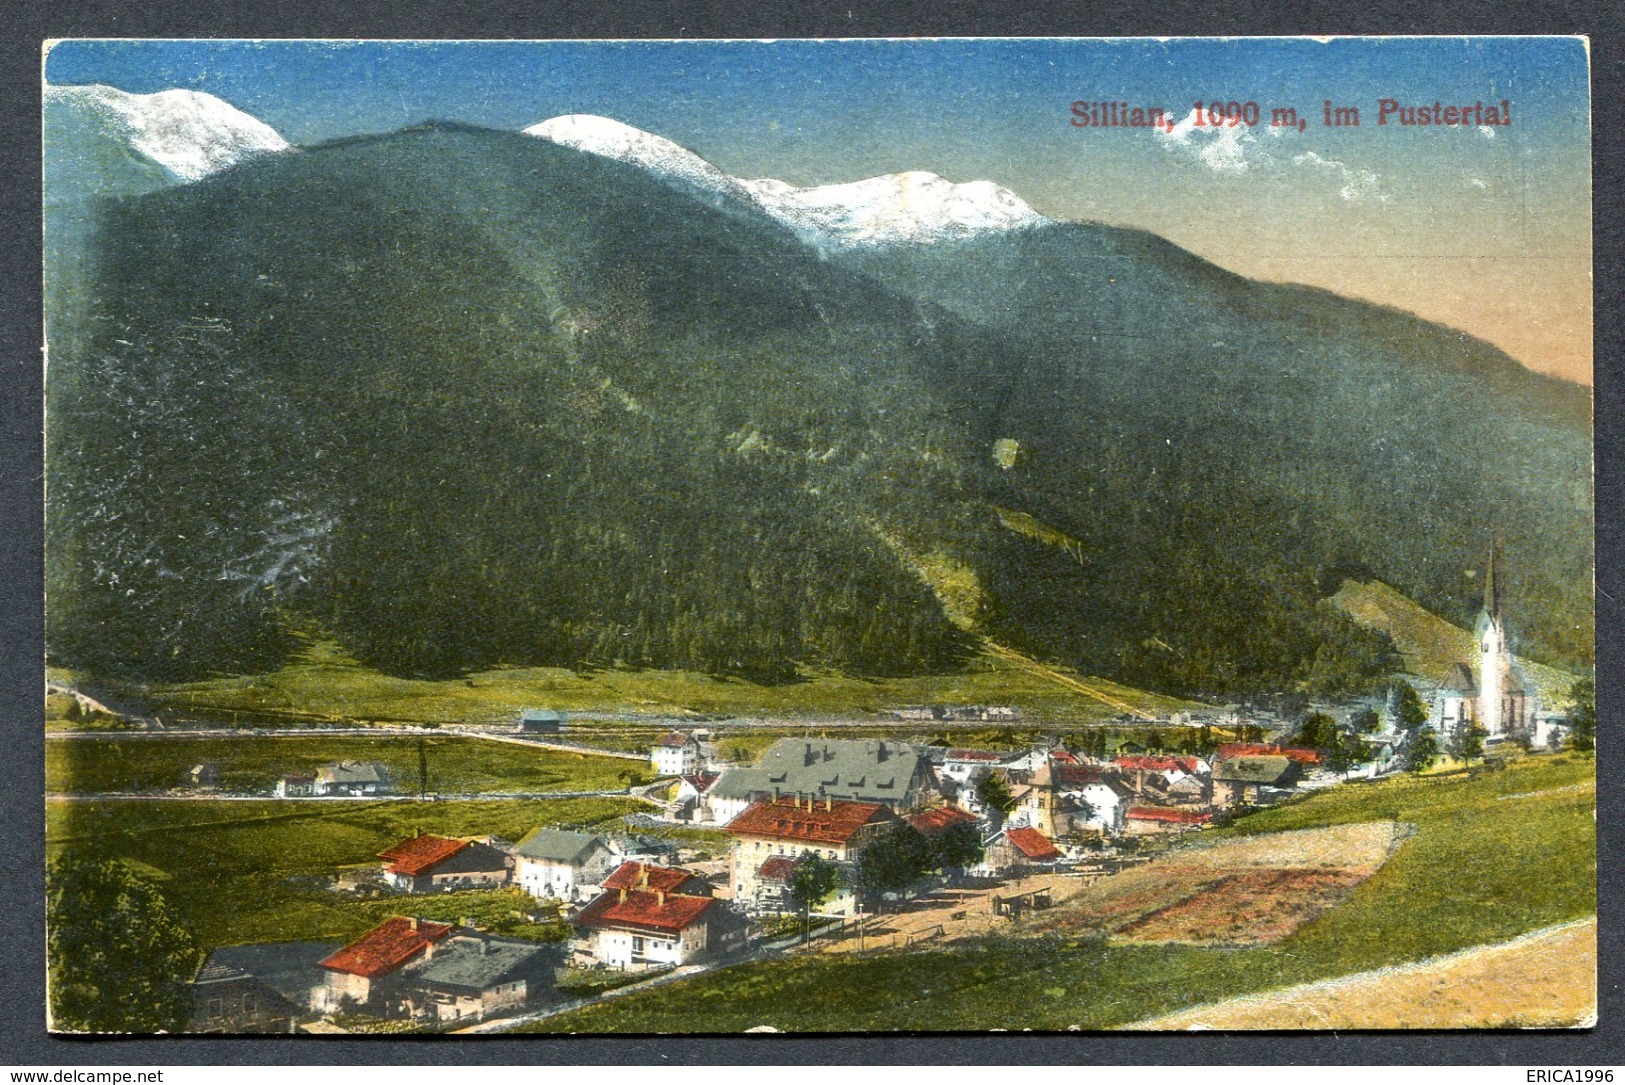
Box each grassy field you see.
[1332,580,1578,708]
[134,640,1196,727]
[520,754,1595,1032]
[46,796,642,949]
[45,734,647,795]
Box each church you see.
[1431,548,1536,746]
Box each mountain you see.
[43,119,1593,701]
[831,224,1594,677]
[45,122,981,682]
[44,84,291,197]
[523,113,1046,249]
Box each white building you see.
[512,828,621,903]
[650,731,701,777]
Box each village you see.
[44,555,1591,1035]
[178,661,1574,1032]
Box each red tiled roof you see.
[574,889,715,935]
[906,805,979,836]
[1113,755,1201,773]
[657,731,694,747]
[726,797,892,846]
[1051,763,1109,787]
[946,749,1002,762]
[1049,749,1080,764]
[320,917,453,978]
[756,856,804,883]
[1126,806,1213,825]
[682,772,720,792]
[601,861,703,895]
[1004,827,1061,861]
[377,835,470,877]
[1217,743,1323,765]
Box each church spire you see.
[1484,540,1503,622]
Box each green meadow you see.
[138,640,1195,727]
[46,796,643,949]
[521,754,1595,1032]
[45,734,646,795]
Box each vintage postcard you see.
[42,37,1594,1034]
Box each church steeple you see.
[1483,540,1503,623]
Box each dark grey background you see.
[2,0,1619,1065]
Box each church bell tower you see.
[1475,544,1507,740]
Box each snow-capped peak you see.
[523,114,1047,249]
[740,171,1046,249]
[45,83,291,182]
[523,114,762,217]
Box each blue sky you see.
[45,37,1593,382]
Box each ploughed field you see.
[1038,821,1408,946]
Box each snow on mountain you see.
[523,114,1047,249]
[45,84,291,184]
[740,172,1046,249]
[523,114,766,219]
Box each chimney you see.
[409,917,419,931]
[656,889,666,906]
[480,938,490,956]
[825,796,833,811]
[619,887,628,903]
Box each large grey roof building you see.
[710,738,933,810]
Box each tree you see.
[1295,712,1340,750]
[855,825,933,902]
[47,853,198,1033]
[1408,727,1441,775]
[787,852,842,940]
[1568,678,1596,754]
[930,821,985,877]
[1459,721,1488,764]
[975,772,1017,818]
[1392,681,1429,731]
[1323,728,1353,777]
[1351,707,1381,735]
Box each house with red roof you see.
[905,805,979,838]
[377,834,512,894]
[980,826,1063,873]
[1124,806,1214,835]
[312,916,453,1014]
[572,883,718,970]
[1216,743,1323,766]
[726,796,899,915]
[600,860,713,898]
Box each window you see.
[632,936,645,954]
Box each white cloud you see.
[1155,109,1391,206]
[1478,125,1497,139]
[1470,177,1488,190]
[1156,107,1262,174]
[1292,150,1389,204]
